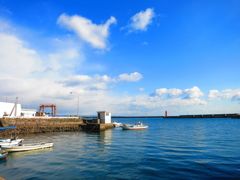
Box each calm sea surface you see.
[0,117,240,180]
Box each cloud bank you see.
[208,89,240,101]
[0,33,40,78]
[58,72,143,87]
[1,11,239,116]
[150,86,204,99]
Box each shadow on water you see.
[0,158,7,165]
[7,148,54,159]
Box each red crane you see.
[39,104,57,117]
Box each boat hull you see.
[122,125,148,130]
[1,142,54,152]
[0,152,8,159]
[113,122,123,127]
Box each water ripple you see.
[1,118,240,179]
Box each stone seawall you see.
[0,118,84,136]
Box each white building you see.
[0,102,21,117]
[97,111,111,124]
[21,109,37,117]
[0,102,36,118]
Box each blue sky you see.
[0,0,240,116]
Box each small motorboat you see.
[0,127,24,146]
[0,137,24,147]
[1,142,54,152]
[113,121,123,127]
[0,151,8,159]
[122,122,148,130]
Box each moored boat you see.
[1,142,54,152]
[122,122,148,130]
[0,137,24,146]
[0,151,8,159]
[0,127,24,146]
[113,121,123,127]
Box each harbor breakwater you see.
[0,117,114,136]
[164,113,240,118]
[111,113,240,119]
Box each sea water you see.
[0,117,240,179]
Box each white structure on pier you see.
[97,111,111,124]
[0,101,36,118]
[21,109,37,117]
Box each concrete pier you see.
[0,117,114,136]
[80,123,114,132]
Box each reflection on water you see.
[7,148,53,159]
[99,129,112,145]
[0,158,6,165]
[82,129,113,152]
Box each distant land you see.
[82,113,240,119]
[113,113,240,118]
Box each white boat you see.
[122,122,148,130]
[0,137,24,146]
[0,127,24,146]
[0,151,8,159]
[1,142,54,152]
[113,121,123,127]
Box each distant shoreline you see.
[77,113,240,119]
[111,113,240,119]
[112,116,163,118]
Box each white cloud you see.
[222,89,232,92]
[232,93,240,101]
[48,48,81,70]
[113,93,208,115]
[139,88,145,91]
[208,90,221,100]
[151,88,168,97]
[168,88,183,97]
[58,72,143,86]
[0,23,84,80]
[123,8,155,33]
[58,74,112,86]
[0,33,41,78]
[1,20,239,116]
[69,75,93,83]
[150,86,204,100]
[117,72,143,82]
[150,97,207,107]
[183,86,204,99]
[208,89,240,101]
[150,88,183,98]
[88,83,108,90]
[57,14,116,49]
[142,86,207,110]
